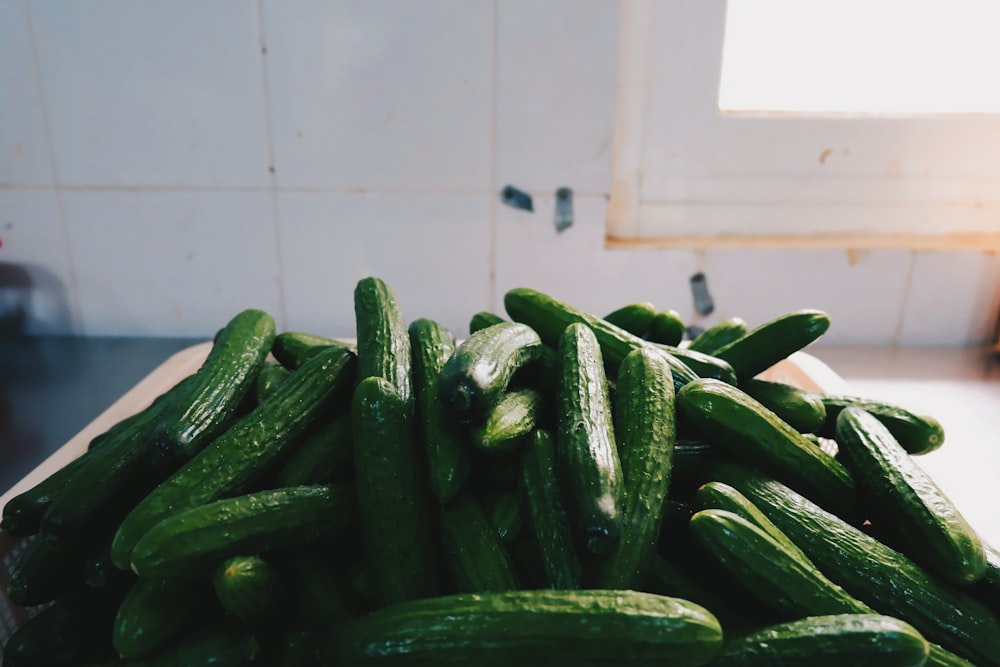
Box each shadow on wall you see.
[0,262,74,335]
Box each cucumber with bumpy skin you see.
[272,331,356,370]
[213,555,281,626]
[474,388,544,453]
[712,309,830,381]
[355,276,414,415]
[817,394,945,455]
[437,493,520,593]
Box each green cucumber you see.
[130,484,357,580]
[708,614,929,667]
[651,343,738,384]
[970,542,1000,617]
[115,625,260,667]
[275,415,353,487]
[677,378,856,518]
[817,394,945,455]
[603,301,657,337]
[113,576,202,658]
[111,345,356,570]
[504,287,700,390]
[519,428,582,590]
[438,321,546,416]
[712,309,830,381]
[742,378,827,434]
[689,508,872,619]
[256,361,292,402]
[705,461,1000,666]
[486,489,525,544]
[409,318,470,503]
[437,493,520,593]
[336,589,723,667]
[687,317,748,355]
[352,376,437,605]
[354,276,413,415]
[473,388,544,453]
[2,452,90,537]
[272,331,356,370]
[213,555,281,626]
[557,322,624,555]
[693,481,811,568]
[647,309,686,346]
[835,407,985,585]
[6,536,85,607]
[469,310,507,334]
[596,346,676,589]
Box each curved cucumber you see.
[818,394,945,455]
[742,378,827,435]
[687,317,748,355]
[712,309,830,381]
[474,388,543,453]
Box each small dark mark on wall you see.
[555,187,573,232]
[690,272,715,316]
[500,185,533,212]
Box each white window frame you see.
[607,0,1000,249]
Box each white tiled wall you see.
[3,0,998,345]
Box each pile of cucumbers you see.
[2,276,998,666]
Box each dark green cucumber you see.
[687,317,748,355]
[677,378,856,518]
[352,375,437,605]
[835,407,985,585]
[438,493,520,593]
[596,346,675,589]
[557,322,624,554]
[2,452,90,536]
[970,542,1000,617]
[213,554,281,626]
[694,481,811,568]
[291,550,357,657]
[256,361,292,402]
[647,309,686,346]
[817,394,945,455]
[711,309,830,381]
[706,461,1000,666]
[469,310,507,334]
[275,415,353,487]
[708,614,929,667]
[337,589,723,667]
[115,625,260,667]
[409,318,470,503]
[927,644,979,667]
[519,428,582,590]
[111,346,356,569]
[741,378,827,434]
[504,287,700,390]
[486,489,525,544]
[603,301,657,337]
[6,536,85,607]
[651,342,738,384]
[690,509,871,619]
[473,388,543,453]
[272,330,356,370]
[354,276,413,415]
[130,484,357,579]
[438,321,546,416]
[113,576,202,658]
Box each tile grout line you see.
[487,0,499,313]
[255,0,288,330]
[889,249,918,347]
[22,0,85,335]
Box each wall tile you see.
[277,191,492,338]
[62,191,282,337]
[31,1,270,188]
[697,248,913,345]
[0,190,77,334]
[1,1,54,186]
[897,250,1000,345]
[494,194,699,322]
[263,0,493,191]
[496,0,620,194]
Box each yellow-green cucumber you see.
[711,309,830,381]
[708,614,929,667]
[354,276,414,415]
[504,287,701,390]
[438,321,546,417]
[437,493,520,593]
[473,387,544,453]
[677,378,856,518]
[336,589,723,667]
[130,484,357,580]
[741,378,827,434]
[687,317,748,355]
[557,322,624,555]
[596,346,676,589]
[111,346,356,569]
[705,460,1000,666]
[352,375,437,605]
[689,508,872,619]
[409,317,471,503]
[834,407,985,585]
[519,428,582,590]
[817,393,945,455]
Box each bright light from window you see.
[719,0,1000,114]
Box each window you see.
[607,0,1000,248]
